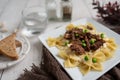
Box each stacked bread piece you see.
[0,33,21,60]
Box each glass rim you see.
[22,6,47,17]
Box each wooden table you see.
[0,0,119,80]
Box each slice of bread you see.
[0,40,21,55]
[15,40,22,47]
[0,33,18,60]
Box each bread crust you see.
[0,33,19,60]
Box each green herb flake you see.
[84,56,89,61]
[92,58,97,63]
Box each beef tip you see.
[84,36,91,51]
[70,44,85,54]
[71,28,83,40]
[64,33,71,39]
[91,39,105,51]
[64,27,106,53]
[71,39,82,45]
[87,25,93,30]
[79,34,85,39]
[64,30,72,39]
[92,34,100,40]
[86,32,100,40]
[86,32,93,39]
[64,28,84,40]
[72,28,83,34]
[72,31,76,40]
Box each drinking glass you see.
[21,6,47,37]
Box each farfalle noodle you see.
[47,23,117,75]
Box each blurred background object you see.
[61,0,72,21]
[92,0,120,26]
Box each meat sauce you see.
[64,28,105,55]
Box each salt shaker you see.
[46,0,57,20]
[61,0,72,21]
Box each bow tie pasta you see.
[47,23,117,75]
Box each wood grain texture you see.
[1,38,42,80]
[0,0,30,32]
[0,0,9,17]
[0,0,42,80]
[0,0,91,79]
[0,0,119,80]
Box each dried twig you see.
[92,0,120,25]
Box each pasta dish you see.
[47,23,117,75]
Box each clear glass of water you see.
[21,6,47,37]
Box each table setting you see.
[0,0,120,80]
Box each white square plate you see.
[39,18,120,80]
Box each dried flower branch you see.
[92,0,120,25]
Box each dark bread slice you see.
[15,40,22,47]
[0,40,21,55]
[0,33,18,60]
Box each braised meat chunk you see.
[72,28,83,35]
[87,25,93,30]
[64,30,72,39]
[84,36,91,51]
[70,44,85,54]
[91,39,105,51]
[63,27,105,55]
[71,39,82,45]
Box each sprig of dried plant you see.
[92,0,120,25]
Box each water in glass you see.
[22,7,47,37]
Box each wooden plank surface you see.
[0,0,9,16]
[0,0,43,80]
[0,0,52,79]
[0,0,92,80]
[0,0,29,32]
[0,0,119,80]
[1,0,119,80]
[1,38,42,80]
